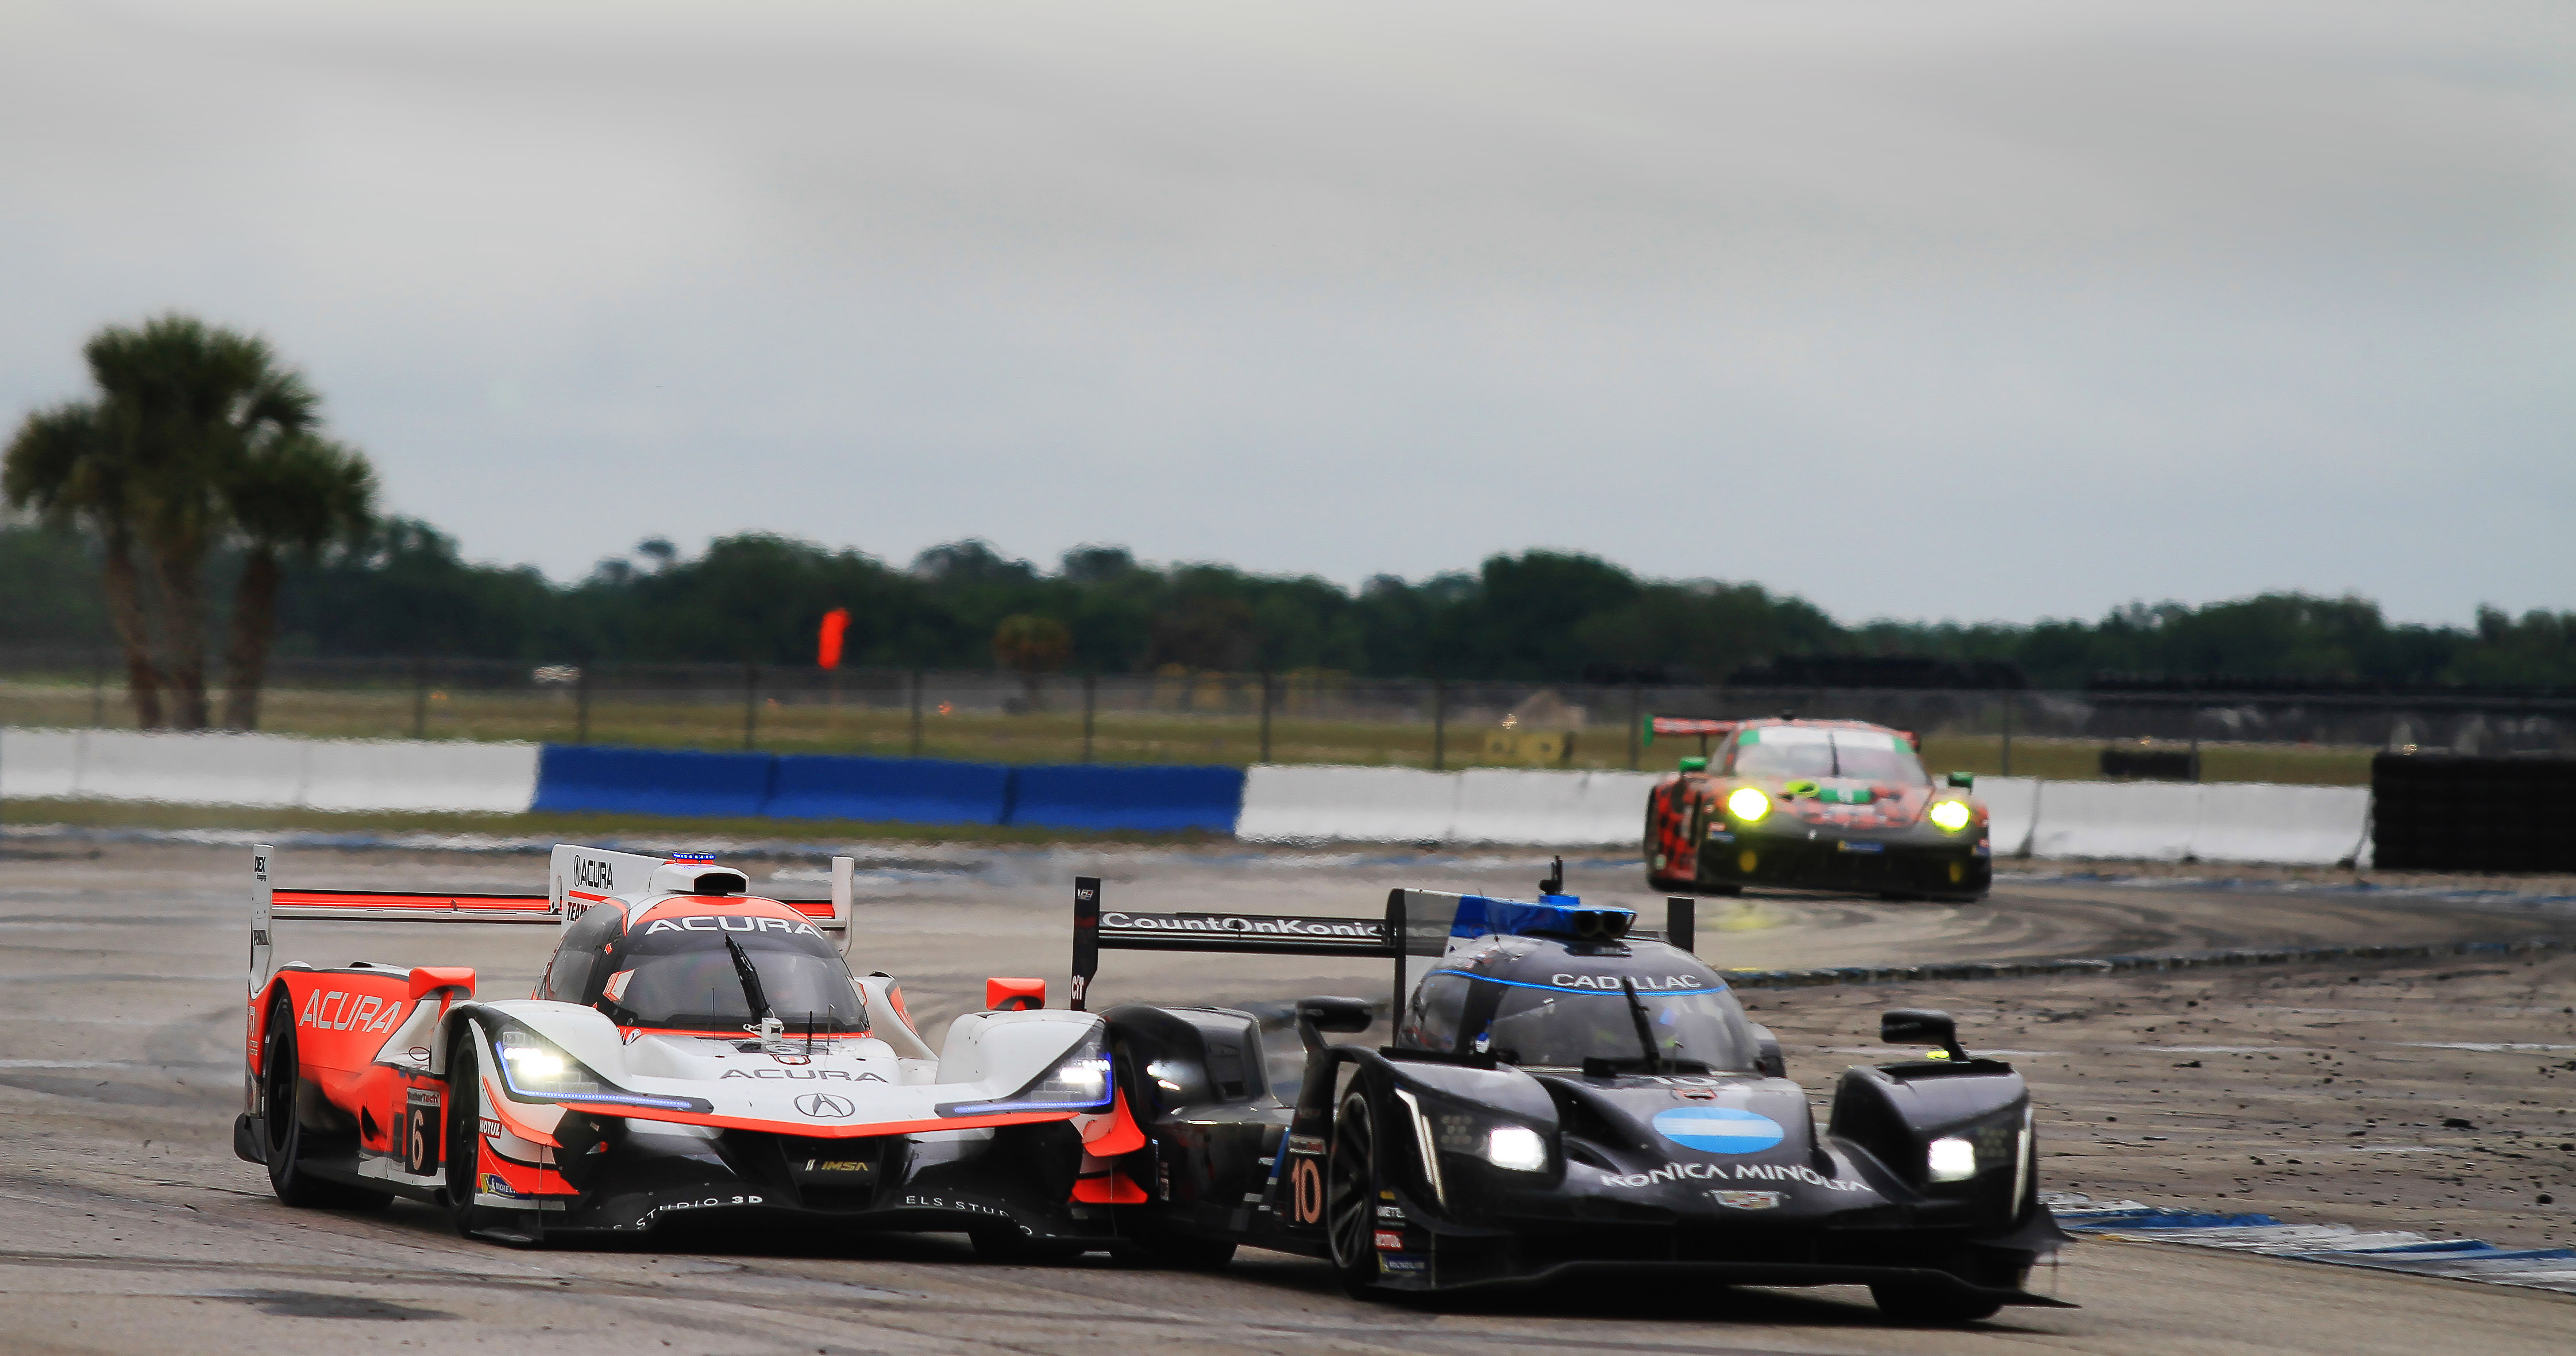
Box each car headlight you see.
[1927,1135,1978,1182]
[1483,1124,1549,1172]
[494,1027,607,1097]
[1927,799,1973,832]
[939,1027,1115,1116]
[1726,787,1771,823]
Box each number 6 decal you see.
[1290,1157,1324,1224]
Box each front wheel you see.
[1324,1089,1382,1297]
[444,1027,538,1245]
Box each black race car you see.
[1070,868,2072,1323]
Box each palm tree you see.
[219,434,376,730]
[82,316,319,729]
[3,403,167,727]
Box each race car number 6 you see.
[1290,1158,1323,1225]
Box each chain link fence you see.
[3,647,2569,784]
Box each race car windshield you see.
[594,925,867,1034]
[1402,971,1758,1072]
[1731,727,1926,785]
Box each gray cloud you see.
[2,0,2567,623]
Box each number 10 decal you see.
[1290,1158,1324,1224]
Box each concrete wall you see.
[0,728,539,814]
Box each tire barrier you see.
[766,754,1012,826]
[1717,934,2574,991]
[0,728,541,812]
[2371,753,2576,872]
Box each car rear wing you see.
[1645,715,1738,756]
[1065,875,1696,1012]
[249,843,861,997]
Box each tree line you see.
[13,318,2576,716]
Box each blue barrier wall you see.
[767,755,1013,826]
[530,746,1245,833]
[533,745,778,819]
[1008,763,1246,833]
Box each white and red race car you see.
[234,844,1142,1251]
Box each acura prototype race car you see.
[1644,716,1992,900]
[236,844,1134,1253]
[1065,869,2073,1323]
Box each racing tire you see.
[1324,1088,1383,1298]
[259,993,391,1211]
[443,1026,539,1246]
[1868,1281,2004,1326]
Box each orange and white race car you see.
[234,845,1138,1251]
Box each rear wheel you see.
[1324,1089,1382,1297]
[259,993,390,1211]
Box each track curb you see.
[1722,935,2576,989]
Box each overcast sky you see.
[3,0,2569,625]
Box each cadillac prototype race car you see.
[1066,869,2073,1323]
[1643,716,1992,900]
[235,844,1136,1252]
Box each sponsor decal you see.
[793,1093,857,1119]
[643,916,821,938]
[720,1068,886,1081]
[1375,1204,1406,1221]
[1679,1088,1717,1101]
[1836,841,1885,854]
[1712,1190,1781,1209]
[573,857,615,891]
[296,989,406,1034]
[902,1194,1011,1218]
[1601,1161,1867,1192]
[478,1173,523,1199]
[664,1193,764,1212]
[1378,1254,1426,1274]
[1100,911,1384,942]
[1289,1158,1324,1224]
[1652,1106,1784,1154]
[1548,973,1713,992]
[1286,1134,1326,1154]
[802,1159,873,1174]
[1373,1229,1405,1251]
[479,1117,502,1139]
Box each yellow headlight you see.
[1726,787,1771,823]
[1927,799,1973,832]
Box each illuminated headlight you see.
[492,1028,604,1097]
[1484,1124,1549,1172]
[1726,787,1771,823]
[1927,799,1973,832]
[939,1028,1115,1116]
[1927,1135,1979,1182]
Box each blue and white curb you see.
[2046,1193,2576,1296]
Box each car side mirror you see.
[1946,771,1975,788]
[1298,995,1373,1034]
[1881,1008,1967,1060]
[1750,1023,1785,1079]
[1678,756,1708,772]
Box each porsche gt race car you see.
[1644,716,1992,900]
[235,843,1136,1252]
[1063,871,2073,1323]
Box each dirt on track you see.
[1,836,2571,1356]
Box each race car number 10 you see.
[1290,1158,1324,1224]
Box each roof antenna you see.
[1540,855,1564,898]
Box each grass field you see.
[0,681,2374,785]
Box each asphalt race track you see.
[2,838,2570,1355]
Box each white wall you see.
[1237,763,2371,865]
[0,728,539,814]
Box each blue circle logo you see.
[1652,1105,1784,1154]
